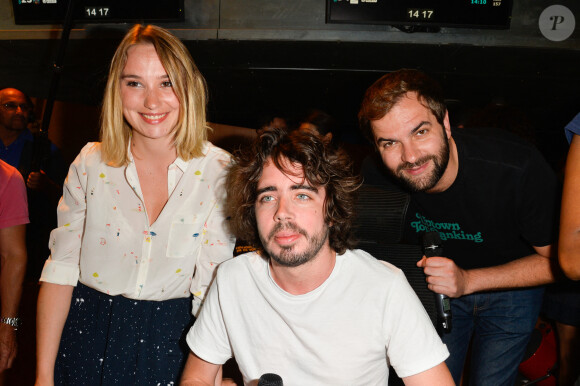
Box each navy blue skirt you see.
[55,283,194,385]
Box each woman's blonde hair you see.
[100,24,209,166]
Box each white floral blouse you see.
[40,141,235,316]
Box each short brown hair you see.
[100,24,209,166]
[358,69,446,142]
[226,128,361,254]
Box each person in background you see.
[297,108,337,142]
[358,69,559,385]
[560,111,580,280]
[0,88,66,192]
[181,128,452,385]
[0,88,66,279]
[0,159,28,381]
[255,111,287,136]
[552,112,580,385]
[35,24,234,385]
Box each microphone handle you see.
[435,293,452,333]
[424,244,452,333]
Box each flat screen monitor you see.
[326,0,513,29]
[12,0,184,25]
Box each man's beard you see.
[7,115,27,131]
[388,131,450,193]
[261,221,330,268]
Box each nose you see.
[143,89,160,110]
[274,196,293,222]
[401,143,419,164]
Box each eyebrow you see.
[291,184,318,193]
[376,120,430,145]
[256,184,318,196]
[120,74,139,80]
[256,186,276,196]
[120,74,170,80]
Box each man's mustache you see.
[397,156,434,173]
[268,221,308,240]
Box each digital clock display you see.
[327,0,513,29]
[407,9,435,21]
[85,7,110,18]
[12,0,184,25]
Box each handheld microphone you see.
[422,231,452,334]
[257,373,283,386]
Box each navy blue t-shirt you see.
[361,128,559,270]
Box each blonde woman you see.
[35,25,234,385]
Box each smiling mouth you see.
[141,113,168,120]
[402,161,429,175]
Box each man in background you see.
[0,159,28,379]
[0,88,66,278]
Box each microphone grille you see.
[422,231,441,247]
[257,373,283,386]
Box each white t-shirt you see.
[187,249,449,385]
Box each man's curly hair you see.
[226,128,361,255]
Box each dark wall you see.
[0,37,577,166]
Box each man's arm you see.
[402,362,454,386]
[180,352,221,386]
[417,244,556,297]
[0,224,27,372]
[559,133,580,280]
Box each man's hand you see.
[26,170,51,191]
[0,323,17,373]
[26,170,62,202]
[418,246,555,296]
[417,255,469,298]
